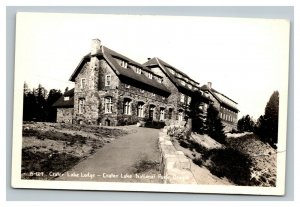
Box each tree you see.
[206,104,226,144]
[188,90,206,134]
[23,82,63,122]
[34,84,48,121]
[255,91,279,148]
[237,115,255,132]
[46,89,62,122]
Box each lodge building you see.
[53,39,238,131]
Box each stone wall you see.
[57,108,73,124]
[158,126,197,184]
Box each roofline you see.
[155,57,199,85]
[204,89,239,111]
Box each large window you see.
[160,108,165,121]
[78,98,85,114]
[105,74,111,86]
[123,98,132,115]
[137,102,144,117]
[104,97,113,113]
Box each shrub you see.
[167,126,185,139]
[144,120,166,129]
[203,148,253,186]
[192,158,204,167]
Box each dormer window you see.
[136,67,142,74]
[181,80,186,86]
[188,84,192,89]
[120,60,128,68]
[158,77,163,83]
[169,69,175,75]
[148,73,153,79]
[64,96,70,101]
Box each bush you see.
[117,116,139,126]
[203,148,253,186]
[167,126,185,139]
[144,120,166,129]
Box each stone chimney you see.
[207,82,212,89]
[91,39,101,55]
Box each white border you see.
[10,12,289,196]
[2,1,297,206]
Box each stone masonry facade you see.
[54,39,239,131]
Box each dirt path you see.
[55,126,162,183]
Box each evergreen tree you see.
[188,90,206,134]
[237,115,255,132]
[34,84,47,121]
[46,89,62,122]
[206,104,226,144]
[255,91,279,148]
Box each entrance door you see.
[104,119,111,126]
[149,105,155,121]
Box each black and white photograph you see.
[11,12,290,195]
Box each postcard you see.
[11,12,290,195]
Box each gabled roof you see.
[143,57,200,92]
[52,88,74,108]
[200,85,239,112]
[69,46,170,94]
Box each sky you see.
[15,13,290,119]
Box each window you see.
[136,67,142,74]
[180,93,185,103]
[104,97,112,113]
[181,80,186,86]
[120,60,128,68]
[64,96,70,101]
[140,89,144,93]
[187,96,191,105]
[123,99,131,115]
[80,78,86,89]
[125,84,130,89]
[137,102,144,117]
[178,111,183,122]
[169,69,175,75]
[160,108,165,121]
[148,73,153,79]
[157,77,162,83]
[152,93,155,97]
[78,99,85,114]
[105,75,111,86]
[187,84,192,89]
[220,112,222,118]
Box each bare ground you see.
[21,122,133,180]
